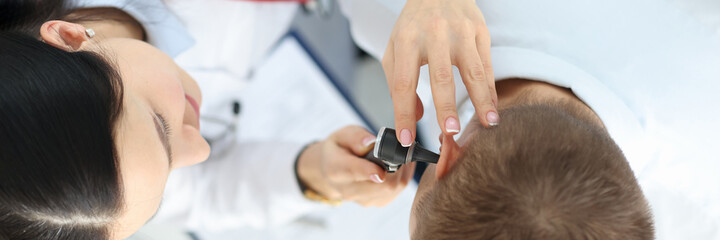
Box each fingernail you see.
[370,174,384,183]
[445,117,460,134]
[400,129,412,147]
[486,111,499,126]
[363,136,376,147]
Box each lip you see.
[185,94,200,127]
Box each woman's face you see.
[92,38,210,237]
[38,20,209,238]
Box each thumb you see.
[332,125,377,156]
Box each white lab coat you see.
[76,0,720,239]
[76,0,414,237]
[341,0,720,239]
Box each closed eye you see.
[152,112,173,167]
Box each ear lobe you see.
[435,134,461,179]
[40,21,90,51]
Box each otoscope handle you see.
[364,151,391,172]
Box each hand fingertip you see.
[370,173,385,183]
[399,128,413,147]
[485,111,499,127]
[445,116,460,134]
[362,136,376,148]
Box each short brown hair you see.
[413,103,653,240]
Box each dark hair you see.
[0,0,72,36]
[413,103,654,240]
[0,1,125,239]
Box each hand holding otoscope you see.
[363,127,439,173]
[296,126,437,206]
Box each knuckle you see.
[429,17,448,32]
[455,20,475,37]
[466,65,486,83]
[396,111,415,122]
[462,19,474,30]
[432,67,454,85]
[395,29,418,44]
[392,76,415,92]
[436,102,456,115]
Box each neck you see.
[65,7,146,41]
[495,78,604,128]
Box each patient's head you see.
[410,102,653,240]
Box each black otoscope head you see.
[363,127,439,173]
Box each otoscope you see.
[364,127,439,173]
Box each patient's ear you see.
[39,21,91,51]
[435,134,461,179]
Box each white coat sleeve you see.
[337,0,406,60]
[151,142,329,232]
[73,0,195,58]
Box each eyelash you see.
[157,113,172,137]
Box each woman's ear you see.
[435,134,461,179]
[39,20,91,51]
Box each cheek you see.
[157,79,185,111]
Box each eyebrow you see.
[151,113,173,167]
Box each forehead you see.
[101,38,179,85]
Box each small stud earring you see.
[85,28,95,38]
